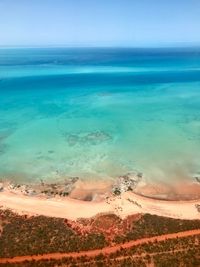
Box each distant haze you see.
[0,0,200,47]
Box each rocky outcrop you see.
[112,171,143,195]
[2,177,79,197]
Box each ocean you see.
[0,47,200,183]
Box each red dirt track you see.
[1,229,200,264]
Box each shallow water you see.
[0,48,200,183]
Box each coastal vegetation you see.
[0,209,200,261]
[0,209,107,258]
[0,235,199,266]
[114,213,200,244]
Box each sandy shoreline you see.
[1,175,200,220]
[0,190,200,220]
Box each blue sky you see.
[0,0,200,47]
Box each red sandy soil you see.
[66,213,141,242]
[1,229,200,264]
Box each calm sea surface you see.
[0,48,200,183]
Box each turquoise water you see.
[0,48,200,183]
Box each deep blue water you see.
[0,48,200,183]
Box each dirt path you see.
[1,229,200,264]
[72,248,190,266]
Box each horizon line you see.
[1,44,200,49]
